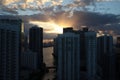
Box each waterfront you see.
[43,47,55,80]
[43,47,54,67]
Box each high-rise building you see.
[84,30,96,80]
[29,26,43,69]
[78,28,97,80]
[55,32,80,80]
[116,37,120,48]
[55,27,97,80]
[63,27,73,33]
[0,19,23,80]
[97,35,116,80]
[21,50,38,70]
[115,37,120,80]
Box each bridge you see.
[46,66,56,69]
[46,66,56,73]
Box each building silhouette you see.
[29,26,43,69]
[78,28,97,80]
[97,35,116,80]
[0,19,23,80]
[116,37,120,48]
[54,27,97,80]
[63,27,74,33]
[21,50,38,70]
[55,32,80,80]
[115,36,120,80]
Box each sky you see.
[0,0,120,40]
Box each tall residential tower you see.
[0,19,23,80]
[55,28,97,80]
[55,32,80,80]
[29,26,43,69]
[97,35,115,80]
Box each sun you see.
[54,25,63,34]
[29,21,63,34]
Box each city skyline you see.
[54,27,116,80]
[0,1,120,80]
[0,18,119,80]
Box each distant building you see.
[21,50,38,70]
[55,27,97,80]
[115,36,120,80]
[97,35,116,80]
[63,27,73,33]
[115,46,120,80]
[29,26,43,69]
[55,32,80,80]
[24,35,29,50]
[116,37,120,48]
[0,19,23,80]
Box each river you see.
[42,47,55,80]
[43,47,54,67]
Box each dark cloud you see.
[0,10,119,26]
[20,14,50,22]
[73,0,95,7]
[44,11,119,28]
[0,5,18,14]
[71,11,119,28]
[0,1,120,40]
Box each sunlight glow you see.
[29,21,63,34]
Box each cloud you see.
[73,0,95,6]
[0,0,120,11]
[71,11,119,27]
[0,0,18,5]
[18,10,119,35]
[51,0,63,6]
[0,0,119,16]
[0,0,120,40]
[0,10,120,40]
[0,0,97,12]
[0,0,62,9]
[18,9,119,27]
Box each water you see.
[43,47,55,80]
[43,47,54,67]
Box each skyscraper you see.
[21,50,38,70]
[55,32,80,80]
[78,28,97,80]
[55,27,97,80]
[63,27,73,33]
[0,19,23,80]
[84,31,96,80]
[115,37,120,80]
[97,35,115,80]
[29,26,43,69]
[116,37,120,48]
